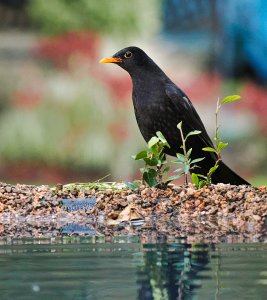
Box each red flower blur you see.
[35,31,100,69]
[13,89,42,109]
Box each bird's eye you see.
[124,51,132,58]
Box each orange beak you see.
[99,57,122,63]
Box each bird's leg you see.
[157,165,162,184]
[184,173,188,186]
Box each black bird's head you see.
[99,46,154,74]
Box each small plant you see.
[192,95,241,188]
[174,121,205,185]
[133,131,179,187]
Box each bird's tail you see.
[211,161,250,185]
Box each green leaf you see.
[174,153,186,163]
[217,141,228,151]
[162,166,170,174]
[202,147,217,153]
[149,145,160,156]
[159,156,167,165]
[198,180,207,188]
[148,136,159,149]
[156,159,163,167]
[133,180,142,188]
[186,148,192,158]
[195,174,208,179]
[177,121,182,130]
[163,175,180,183]
[184,163,190,174]
[174,159,185,164]
[185,130,202,140]
[156,131,170,147]
[191,173,199,186]
[221,95,241,104]
[143,157,158,166]
[157,159,167,167]
[208,164,219,175]
[143,169,158,187]
[191,157,205,164]
[177,153,185,159]
[133,150,148,160]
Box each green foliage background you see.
[28,0,160,36]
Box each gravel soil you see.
[0,181,266,243]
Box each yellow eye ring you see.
[124,51,132,58]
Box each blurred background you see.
[0,0,266,186]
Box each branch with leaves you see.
[174,121,205,185]
[133,131,179,187]
[192,95,241,188]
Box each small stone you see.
[187,188,195,195]
[180,191,185,198]
[142,202,151,208]
[108,211,119,219]
[126,195,134,202]
[195,199,201,207]
[252,215,261,221]
[52,199,59,206]
[185,203,191,209]
[5,186,11,193]
[96,201,105,209]
[205,205,211,211]
[209,208,218,215]
[141,189,147,197]
[166,207,173,213]
[105,190,112,196]
[198,203,205,210]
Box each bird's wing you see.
[165,83,214,148]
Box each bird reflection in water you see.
[136,243,213,300]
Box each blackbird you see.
[100,46,249,185]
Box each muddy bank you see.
[0,181,266,242]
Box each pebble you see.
[252,215,261,221]
[195,199,201,207]
[5,186,11,193]
[126,195,134,202]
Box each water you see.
[0,237,266,300]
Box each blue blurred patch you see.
[62,223,96,235]
[62,198,96,211]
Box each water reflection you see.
[61,223,96,235]
[137,243,212,299]
[0,238,266,300]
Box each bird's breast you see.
[132,87,178,143]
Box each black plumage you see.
[100,46,249,185]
